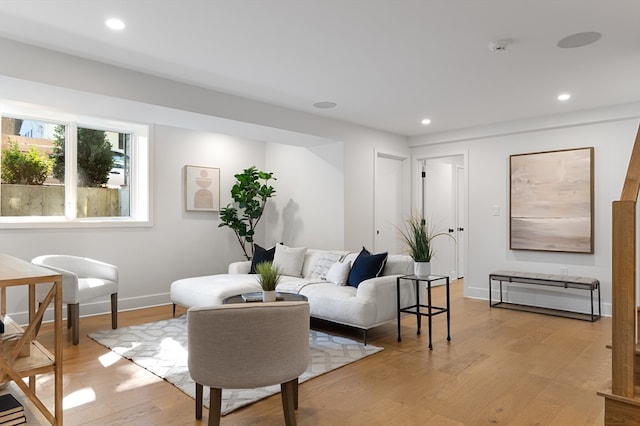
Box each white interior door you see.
[375,154,404,254]
[423,158,456,278]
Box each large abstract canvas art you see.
[510,147,594,253]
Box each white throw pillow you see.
[326,261,351,286]
[273,244,307,277]
[305,252,343,280]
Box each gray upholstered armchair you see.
[187,301,310,426]
[31,254,119,345]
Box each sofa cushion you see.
[347,247,388,287]
[326,261,351,285]
[250,244,276,274]
[273,244,307,277]
[171,274,262,307]
[298,283,377,328]
[382,254,414,276]
[301,249,349,277]
[305,252,343,280]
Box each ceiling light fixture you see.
[105,18,125,31]
[558,93,571,101]
[488,39,512,53]
[557,32,601,48]
[421,118,431,125]
[313,101,337,109]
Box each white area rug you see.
[89,315,383,415]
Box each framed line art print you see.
[510,147,594,253]
[184,165,220,212]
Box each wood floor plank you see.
[19,280,610,425]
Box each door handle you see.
[458,227,464,232]
[448,228,454,233]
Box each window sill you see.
[0,217,152,229]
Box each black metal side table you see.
[396,274,451,350]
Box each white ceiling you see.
[1,0,639,137]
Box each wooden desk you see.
[0,254,62,425]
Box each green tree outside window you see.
[51,126,114,187]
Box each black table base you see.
[396,274,451,350]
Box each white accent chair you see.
[31,255,119,345]
[187,301,310,426]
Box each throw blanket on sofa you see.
[276,277,325,294]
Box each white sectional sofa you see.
[170,247,420,343]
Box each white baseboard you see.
[7,292,171,326]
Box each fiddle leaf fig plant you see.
[218,166,276,260]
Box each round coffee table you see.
[223,291,308,304]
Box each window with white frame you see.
[0,104,150,227]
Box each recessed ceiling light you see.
[558,93,571,101]
[105,18,125,31]
[313,101,337,109]
[557,32,601,49]
[421,118,431,125]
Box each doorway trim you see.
[413,149,469,285]
[373,149,410,253]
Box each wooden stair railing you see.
[599,123,640,424]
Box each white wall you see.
[410,106,640,316]
[265,142,344,250]
[0,122,267,320]
[0,37,409,249]
[344,139,410,252]
[154,124,267,270]
[2,37,636,322]
[0,38,409,322]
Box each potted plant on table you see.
[399,215,453,277]
[255,261,280,302]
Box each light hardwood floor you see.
[26,280,610,425]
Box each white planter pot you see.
[414,261,431,278]
[262,290,276,302]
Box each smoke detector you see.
[488,39,512,53]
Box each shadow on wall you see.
[263,201,279,244]
[281,199,303,245]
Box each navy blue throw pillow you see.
[249,244,276,274]
[347,247,388,287]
